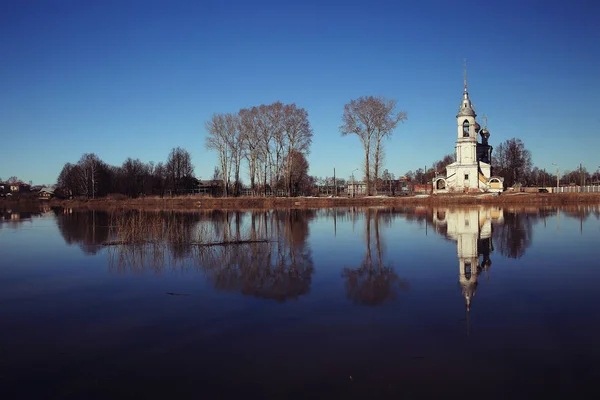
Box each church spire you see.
[457,59,476,118]
[463,58,468,93]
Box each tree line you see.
[56,147,195,198]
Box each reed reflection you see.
[201,210,315,301]
[342,208,409,306]
[103,209,315,301]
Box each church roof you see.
[457,91,476,117]
[457,62,476,117]
[457,106,476,117]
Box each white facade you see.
[433,72,504,193]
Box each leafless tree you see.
[206,113,231,196]
[57,163,81,196]
[166,147,194,195]
[257,104,276,195]
[121,158,148,197]
[492,138,532,187]
[372,98,407,194]
[78,153,102,199]
[153,162,167,197]
[239,107,261,193]
[341,96,406,195]
[226,114,244,196]
[268,102,285,193]
[283,104,313,196]
[286,150,310,196]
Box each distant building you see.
[347,181,367,197]
[38,187,55,200]
[432,67,504,193]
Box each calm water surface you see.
[1,205,600,398]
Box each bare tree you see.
[121,158,148,198]
[166,147,194,195]
[206,113,231,196]
[341,97,375,195]
[286,150,310,196]
[372,98,407,194]
[153,162,167,197]
[492,138,532,187]
[57,163,81,196]
[269,102,285,193]
[78,153,102,199]
[239,107,261,193]
[257,104,275,196]
[226,114,244,196]
[341,96,406,195]
[283,104,313,196]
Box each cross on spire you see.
[463,59,468,92]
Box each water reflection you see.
[202,210,315,301]
[90,210,316,302]
[6,204,600,397]
[54,209,110,255]
[342,208,409,306]
[0,207,49,229]
[51,205,600,307]
[432,207,502,312]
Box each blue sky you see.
[1,0,599,185]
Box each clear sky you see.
[1,0,599,185]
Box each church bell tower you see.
[455,61,478,166]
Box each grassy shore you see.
[46,192,600,211]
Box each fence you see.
[553,185,600,193]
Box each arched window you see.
[464,262,472,280]
[463,120,470,137]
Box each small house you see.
[39,187,55,200]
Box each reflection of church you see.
[433,208,503,311]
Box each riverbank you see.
[46,192,600,211]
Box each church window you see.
[465,262,472,280]
[463,120,469,137]
[464,174,469,180]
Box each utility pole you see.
[552,163,560,193]
[543,168,546,187]
[333,167,337,197]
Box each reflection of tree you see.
[104,209,316,302]
[492,211,533,259]
[54,209,110,255]
[201,210,315,302]
[106,211,210,273]
[342,209,409,306]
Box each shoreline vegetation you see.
[39,192,600,211]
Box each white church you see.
[432,70,504,193]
